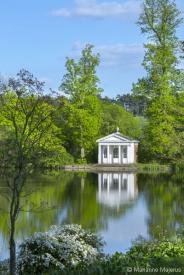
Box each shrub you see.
[68,237,184,275]
[17,224,104,275]
[127,237,184,263]
[100,237,184,275]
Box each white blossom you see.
[17,224,104,274]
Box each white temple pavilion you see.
[96,129,139,165]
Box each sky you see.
[0,0,184,98]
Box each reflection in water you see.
[97,173,138,208]
[1,172,184,260]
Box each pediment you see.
[96,133,132,143]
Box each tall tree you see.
[133,0,183,99]
[59,45,102,161]
[133,0,183,161]
[0,70,64,274]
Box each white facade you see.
[96,130,139,165]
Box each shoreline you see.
[62,163,172,173]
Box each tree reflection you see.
[0,168,30,272]
[138,174,184,239]
[0,172,138,262]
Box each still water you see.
[0,171,184,260]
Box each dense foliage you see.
[116,93,148,116]
[58,45,102,162]
[0,71,74,169]
[100,100,143,139]
[132,0,184,163]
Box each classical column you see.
[107,145,110,164]
[118,145,121,164]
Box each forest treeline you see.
[1,0,184,166]
[0,65,142,166]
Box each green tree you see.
[116,93,148,116]
[173,92,184,163]
[133,0,183,99]
[0,70,69,274]
[133,0,183,161]
[59,45,102,162]
[100,101,143,139]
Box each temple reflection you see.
[97,173,138,208]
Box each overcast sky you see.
[1,0,184,98]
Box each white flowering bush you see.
[17,224,104,274]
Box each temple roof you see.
[96,131,139,143]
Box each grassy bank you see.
[137,163,172,173]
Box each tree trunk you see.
[9,220,16,275]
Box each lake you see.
[0,171,184,260]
